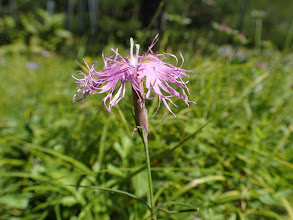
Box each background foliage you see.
[0,0,293,219]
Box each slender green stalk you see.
[131,74,155,218]
[255,18,262,55]
[141,129,156,220]
[284,16,293,51]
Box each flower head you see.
[26,61,38,70]
[73,34,194,119]
[218,23,231,31]
[137,35,194,116]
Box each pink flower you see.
[26,61,38,69]
[73,34,194,119]
[255,61,267,69]
[237,33,246,40]
[218,23,231,31]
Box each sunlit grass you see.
[0,49,293,219]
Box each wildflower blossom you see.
[26,61,38,69]
[218,23,232,31]
[138,35,194,116]
[41,50,50,58]
[73,34,194,127]
[255,61,267,69]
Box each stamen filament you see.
[130,38,137,65]
[135,44,140,65]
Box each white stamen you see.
[130,38,134,63]
[130,38,140,66]
[135,44,140,63]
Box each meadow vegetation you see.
[0,0,293,219]
[0,42,292,219]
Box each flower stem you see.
[141,129,156,220]
[131,72,154,218]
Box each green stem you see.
[284,16,293,51]
[141,129,156,220]
[255,18,262,55]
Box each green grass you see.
[0,48,293,220]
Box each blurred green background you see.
[0,0,293,219]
